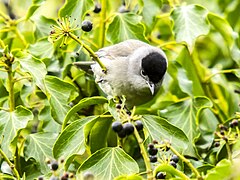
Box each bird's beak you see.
[147,81,155,95]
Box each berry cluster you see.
[112,120,143,138]
[214,119,239,147]
[38,159,75,180]
[146,140,180,179]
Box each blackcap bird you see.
[76,39,168,108]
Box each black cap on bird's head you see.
[141,52,167,94]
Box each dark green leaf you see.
[171,5,209,51]
[107,13,147,44]
[78,147,139,180]
[59,0,94,21]
[17,52,47,92]
[62,96,108,130]
[45,76,78,124]
[53,116,97,159]
[159,97,212,144]
[142,115,194,156]
[205,159,232,180]
[24,132,58,173]
[0,106,33,157]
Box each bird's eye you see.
[141,70,147,76]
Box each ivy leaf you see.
[53,116,97,159]
[26,0,46,20]
[142,115,195,156]
[45,76,78,124]
[205,159,232,180]
[78,147,139,180]
[62,96,108,130]
[159,97,213,144]
[207,12,240,65]
[171,5,210,51]
[17,52,47,93]
[142,0,162,30]
[88,116,113,153]
[28,38,54,59]
[59,0,94,21]
[24,132,58,173]
[107,13,147,44]
[0,106,33,157]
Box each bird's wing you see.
[96,39,149,60]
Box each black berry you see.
[169,161,177,168]
[170,155,179,163]
[220,130,225,135]
[232,120,239,127]
[148,143,154,149]
[38,176,44,180]
[152,140,158,144]
[116,104,122,109]
[81,20,93,32]
[123,122,134,135]
[93,3,101,13]
[51,161,59,171]
[117,128,126,138]
[229,122,234,128]
[214,142,220,147]
[155,172,166,179]
[61,175,68,180]
[149,155,158,163]
[148,147,158,156]
[219,124,227,131]
[112,121,123,133]
[135,120,143,131]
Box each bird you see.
[76,39,168,108]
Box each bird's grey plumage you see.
[91,39,168,107]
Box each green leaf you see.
[62,96,108,130]
[0,106,33,157]
[171,5,209,51]
[142,0,162,30]
[176,47,205,96]
[17,52,47,93]
[89,116,112,153]
[205,159,232,180]
[53,116,97,159]
[78,147,139,180]
[24,132,58,173]
[207,12,240,65]
[26,0,46,20]
[142,115,194,156]
[59,0,94,21]
[159,97,212,144]
[207,12,234,47]
[28,38,54,59]
[45,76,78,124]
[107,13,147,44]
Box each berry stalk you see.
[168,144,202,179]
[68,32,107,72]
[0,148,20,179]
[133,126,153,180]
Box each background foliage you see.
[0,0,239,179]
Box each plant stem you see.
[204,69,238,83]
[0,148,20,179]
[99,0,107,47]
[7,63,15,112]
[68,32,107,72]
[133,127,153,180]
[169,145,202,180]
[225,142,232,162]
